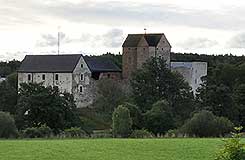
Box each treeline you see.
[0,60,21,77]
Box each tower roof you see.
[122,33,171,47]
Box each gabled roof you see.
[83,56,121,72]
[122,33,171,47]
[18,54,82,73]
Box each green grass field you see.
[0,138,224,160]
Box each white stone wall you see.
[72,56,94,108]
[171,62,207,95]
[18,72,73,93]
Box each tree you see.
[233,84,245,127]
[131,57,194,124]
[144,100,174,135]
[181,110,234,137]
[16,83,80,132]
[94,79,129,115]
[0,79,17,114]
[0,112,18,138]
[112,105,132,138]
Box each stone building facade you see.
[122,33,207,94]
[122,33,171,79]
[18,54,121,108]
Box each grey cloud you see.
[177,38,218,49]
[227,33,245,48]
[2,0,245,31]
[102,29,124,48]
[36,32,72,47]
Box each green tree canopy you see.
[16,83,80,132]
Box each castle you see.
[18,33,207,107]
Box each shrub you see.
[64,127,87,138]
[0,112,18,138]
[181,110,234,137]
[22,125,52,138]
[215,127,245,160]
[112,105,132,138]
[144,100,174,135]
[130,129,154,138]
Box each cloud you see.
[177,38,218,49]
[227,33,245,48]
[102,29,124,48]
[2,0,245,31]
[36,32,72,47]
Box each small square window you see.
[81,74,84,81]
[55,74,59,81]
[42,74,45,80]
[79,86,83,93]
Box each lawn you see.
[0,138,223,160]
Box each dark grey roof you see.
[18,54,82,73]
[83,56,121,72]
[122,34,143,47]
[122,33,171,47]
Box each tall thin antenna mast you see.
[57,26,61,55]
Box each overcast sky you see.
[1,0,245,61]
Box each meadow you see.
[0,138,224,160]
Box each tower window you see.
[81,74,84,81]
[55,74,59,81]
[107,74,111,78]
[28,74,31,81]
[81,64,83,68]
[42,74,45,80]
[79,86,83,93]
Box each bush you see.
[181,110,234,137]
[22,125,52,138]
[112,105,132,138]
[144,100,174,135]
[64,127,87,138]
[215,127,245,160]
[130,129,154,138]
[0,112,18,138]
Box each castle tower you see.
[122,33,171,79]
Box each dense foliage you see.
[181,110,234,137]
[0,112,18,138]
[215,127,245,160]
[112,106,132,138]
[144,100,175,135]
[0,60,20,77]
[16,83,80,132]
[130,129,154,138]
[131,57,194,125]
[22,125,53,138]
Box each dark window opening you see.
[81,64,83,68]
[28,74,31,81]
[107,74,111,78]
[42,74,45,80]
[79,86,83,93]
[55,74,59,81]
[81,74,84,81]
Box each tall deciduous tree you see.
[130,57,194,124]
[16,83,80,132]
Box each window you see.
[81,63,83,68]
[156,48,158,50]
[42,74,45,80]
[143,48,145,50]
[79,86,83,93]
[80,74,84,81]
[55,74,59,81]
[162,48,164,51]
[28,74,31,81]
[107,74,111,78]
